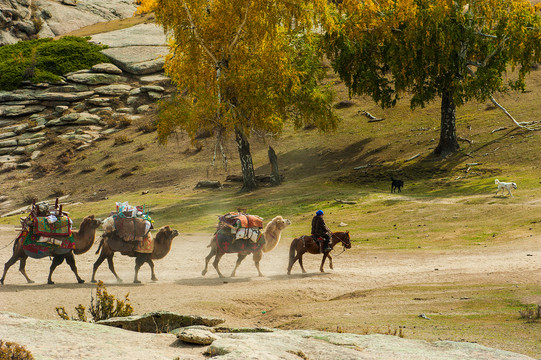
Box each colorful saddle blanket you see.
[33,215,71,237]
[215,229,265,254]
[107,232,154,255]
[20,228,75,259]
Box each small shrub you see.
[0,340,35,360]
[105,167,119,174]
[519,304,541,322]
[22,194,38,205]
[137,121,156,133]
[135,144,146,152]
[80,166,96,174]
[103,160,116,168]
[50,188,64,197]
[113,135,131,146]
[117,116,132,129]
[56,280,133,322]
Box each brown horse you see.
[287,231,351,275]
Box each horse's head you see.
[334,231,351,249]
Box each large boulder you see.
[0,0,137,45]
[89,23,169,75]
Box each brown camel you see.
[91,225,179,283]
[1,215,102,285]
[202,216,291,278]
[287,231,351,275]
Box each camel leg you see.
[147,258,157,282]
[230,253,248,277]
[18,256,34,284]
[319,253,329,273]
[91,253,107,283]
[202,247,216,276]
[65,252,84,284]
[106,256,123,283]
[212,253,225,278]
[134,256,145,283]
[252,251,264,277]
[48,255,65,284]
[1,253,24,285]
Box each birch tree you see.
[324,0,541,157]
[138,0,338,191]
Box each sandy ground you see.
[0,225,540,352]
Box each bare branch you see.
[228,1,252,53]
[182,1,218,65]
[489,95,541,131]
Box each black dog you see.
[391,177,404,193]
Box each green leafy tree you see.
[324,0,541,157]
[138,0,338,191]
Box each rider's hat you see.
[316,210,324,216]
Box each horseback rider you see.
[311,210,331,253]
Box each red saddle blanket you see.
[215,229,265,253]
[21,228,75,259]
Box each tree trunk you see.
[434,89,459,157]
[268,145,281,186]
[235,128,258,192]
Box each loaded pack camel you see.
[202,215,291,278]
[91,223,179,284]
[1,215,102,285]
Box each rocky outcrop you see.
[0,312,534,360]
[0,61,173,172]
[0,0,137,45]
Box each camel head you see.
[73,215,102,255]
[264,216,291,233]
[262,216,291,253]
[150,225,179,260]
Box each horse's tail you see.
[95,236,104,255]
[289,238,298,263]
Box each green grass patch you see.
[0,36,109,90]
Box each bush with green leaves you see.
[0,36,110,90]
[56,280,134,322]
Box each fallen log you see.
[334,199,357,205]
[195,180,221,189]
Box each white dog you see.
[495,179,517,197]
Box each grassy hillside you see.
[1,19,540,356]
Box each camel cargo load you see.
[18,199,75,258]
[218,211,263,242]
[104,201,153,242]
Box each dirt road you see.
[1,225,540,355]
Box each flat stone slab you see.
[97,311,225,333]
[100,46,168,75]
[89,23,167,48]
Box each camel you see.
[1,215,102,285]
[202,215,291,278]
[91,225,179,283]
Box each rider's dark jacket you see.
[311,215,330,237]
